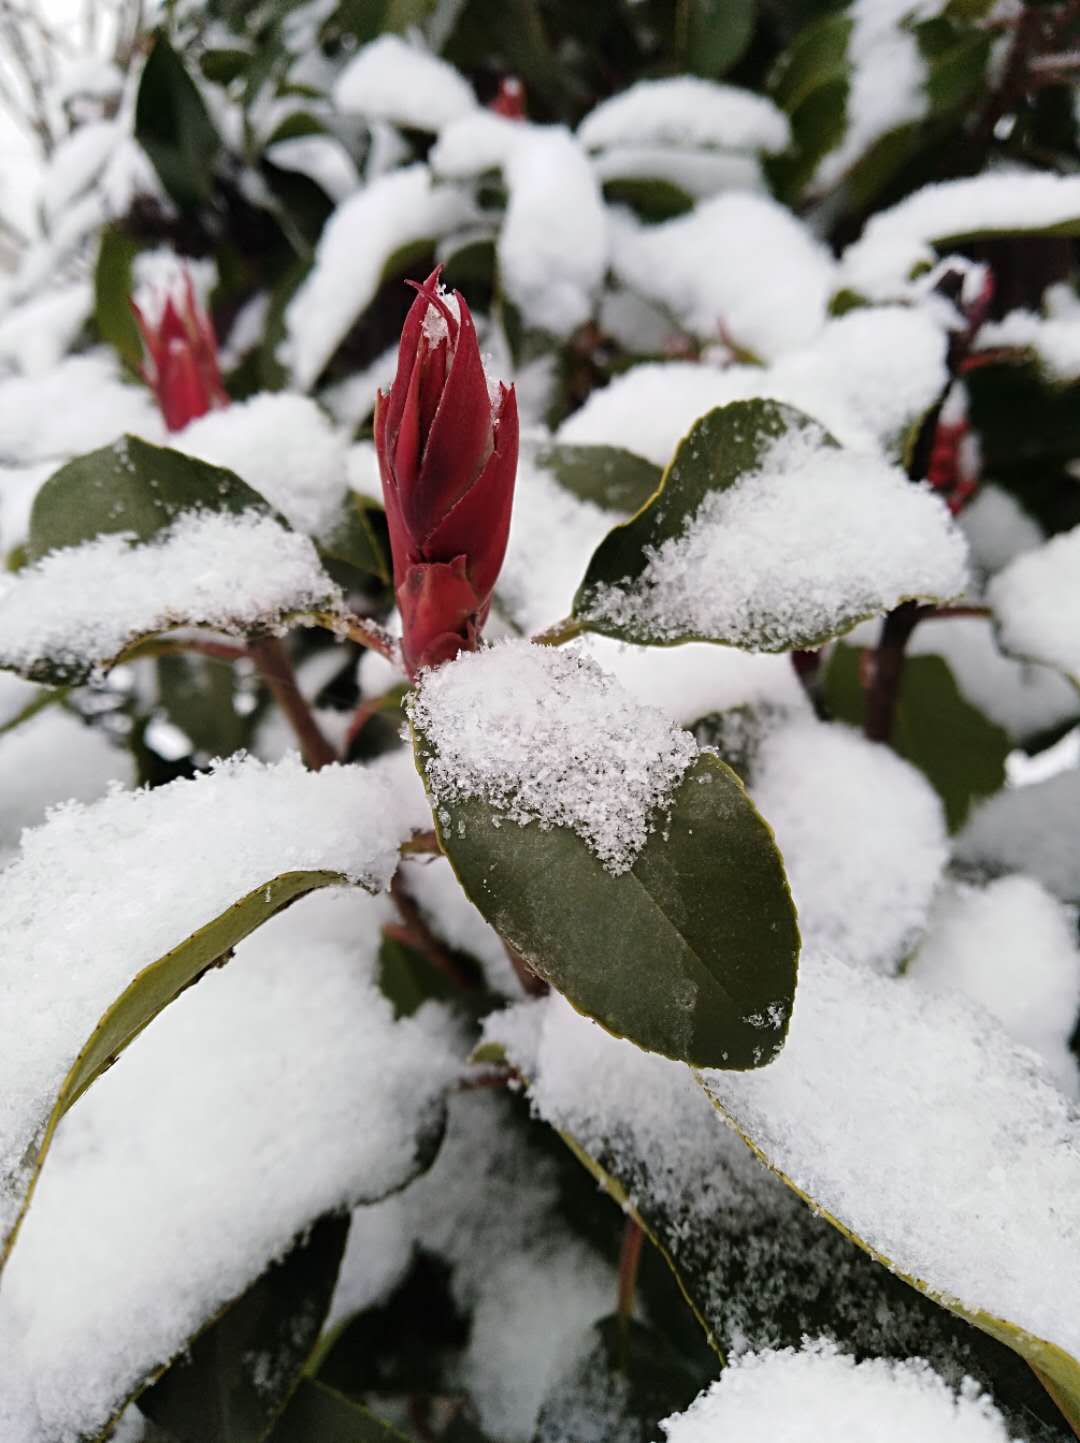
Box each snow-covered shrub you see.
[0,1,1079,1440]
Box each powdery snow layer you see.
[611,194,835,360]
[989,526,1080,680]
[498,127,608,338]
[977,308,1080,383]
[174,393,349,539]
[0,752,424,1242]
[0,708,134,853]
[557,305,948,465]
[910,877,1080,1096]
[955,768,1080,906]
[0,351,162,466]
[660,1340,1016,1443]
[0,510,340,678]
[702,949,1080,1362]
[333,33,476,131]
[407,641,697,875]
[284,164,470,389]
[959,485,1044,579]
[580,430,968,650]
[750,716,947,974]
[577,76,789,155]
[496,449,617,635]
[0,282,92,377]
[842,172,1080,300]
[329,1090,615,1441]
[0,892,458,1443]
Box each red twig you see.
[249,635,337,771]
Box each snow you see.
[0,282,92,377]
[592,145,766,199]
[0,751,425,1248]
[332,34,477,132]
[842,172,1080,300]
[611,194,836,360]
[955,767,1080,906]
[0,351,162,466]
[174,394,349,539]
[328,1089,615,1441]
[578,77,790,156]
[813,0,945,194]
[582,635,807,725]
[265,133,360,203]
[977,306,1080,382]
[0,708,134,856]
[557,305,949,465]
[407,641,697,875]
[0,509,340,679]
[0,891,458,1443]
[751,716,947,973]
[910,877,1080,1096]
[0,462,53,554]
[498,127,608,338]
[959,485,1043,579]
[661,1340,1016,1443]
[323,345,397,432]
[496,448,617,635]
[283,164,471,389]
[702,948,1080,1363]
[578,427,968,650]
[989,525,1080,680]
[908,616,1078,743]
[39,119,121,222]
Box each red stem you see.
[249,635,337,771]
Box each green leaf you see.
[600,176,696,222]
[156,653,254,759]
[268,1380,410,1442]
[680,0,756,78]
[135,34,222,209]
[415,740,799,1069]
[769,12,852,112]
[93,227,142,370]
[28,435,269,561]
[824,644,1009,830]
[705,1095,1080,1438]
[573,400,960,653]
[377,933,467,1017]
[496,1019,1072,1443]
[531,441,662,515]
[0,867,359,1275]
[139,1214,351,1443]
[319,493,390,584]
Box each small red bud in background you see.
[489,76,526,119]
[375,266,519,676]
[131,269,228,432]
[927,382,980,515]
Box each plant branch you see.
[249,635,338,771]
[401,829,441,855]
[863,602,923,744]
[389,871,480,991]
[616,1216,645,1324]
[315,609,401,666]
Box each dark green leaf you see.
[319,494,390,583]
[769,12,851,112]
[93,227,142,370]
[28,435,269,561]
[682,0,756,78]
[533,1316,703,1443]
[135,34,221,209]
[199,48,254,85]
[156,653,254,759]
[600,177,696,222]
[824,643,1009,830]
[531,441,662,514]
[417,739,799,1069]
[269,1379,410,1442]
[377,934,468,1017]
[139,1214,350,1443]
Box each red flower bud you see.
[489,76,526,119]
[131,270,228,432]
[375,267,519,675]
